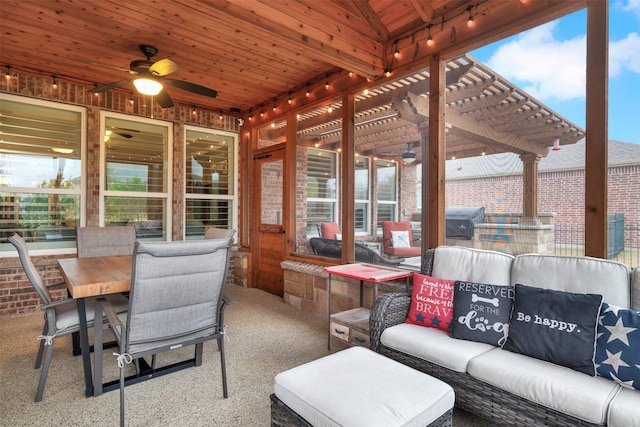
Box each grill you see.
[446,207,485,240]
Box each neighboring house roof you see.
[445,139,640,179]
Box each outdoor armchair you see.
[94,237,234,426]
[8,233,129,402]
[381,221,422,258]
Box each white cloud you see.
[618,0,640,20]
[487,22,586,102]
[487,19,640,103]
[610,32,640,75]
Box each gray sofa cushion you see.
[468,348,620,425]
[432,246,514,286]
[607,387,640,427]
[380,323,495,373]
[632,266,640,311]
[511,254,632,308]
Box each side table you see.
[324,263,412,349]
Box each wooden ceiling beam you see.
[205,0,384,77]
[409,0,435,23]
[345,0,390,41]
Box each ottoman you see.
[271,346,454,427]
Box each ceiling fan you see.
[85,45,218,108]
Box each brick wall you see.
[0,72,239,318]
[446,165,640,227]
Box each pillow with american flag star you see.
[405,272,455,332]
[595,303,640,390]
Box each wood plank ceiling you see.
[1,0,586,160]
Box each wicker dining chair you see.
[94,238,234,426]
[8,233,129,402]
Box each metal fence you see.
[554,218,640,268]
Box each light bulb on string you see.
[466,7,474,27]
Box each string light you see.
[306,85,310,97]
[129,96,134,105]
[248,113,253,122]
[466,7,474,27]
[52,75,57,89]
[287,92,292,104]
[192,106,197,115]
[348,71,354,78]
[426,24,433,46]
[5,65,10,80]
[324,74,329,90]
[384,69,392,78]
[393,41,400,59]
[328,106,333,113]
[219,111,224,120]
[273,99,277,112]
[260,105,264,118]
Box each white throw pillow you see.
[335,233,342,240]
[391,230,411,248]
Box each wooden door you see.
[252,149,285,296]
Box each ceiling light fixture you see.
[402,143,416,164]
[133,78,163,96]
[52,147,74,154]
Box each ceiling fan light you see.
[133,78,163,96]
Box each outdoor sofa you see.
[370,246,640,426]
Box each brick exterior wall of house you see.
[0,73,239,318]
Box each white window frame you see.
[0,93,86,256]
[183,125,238,239]
[306,148,339,236]
[99,111,173,240]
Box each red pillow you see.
[405,272,455,332]
[320,222,341,239]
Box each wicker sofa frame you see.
[369,249,602,427]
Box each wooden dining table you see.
[57,255,132,397]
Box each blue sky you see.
[471,0,640,144]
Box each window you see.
[355,156,370,233]
[376,160,398,230]
[185,127,237,239]
[102,113,171,241]
[0,94,84,252]
[306,148,338,236]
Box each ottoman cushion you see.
[274,347,454,427]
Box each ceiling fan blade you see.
[75,59,133,74]
[89,79,132,93]
[155,89,174,108]
[163,79,218,99]
[150,59,180,77]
